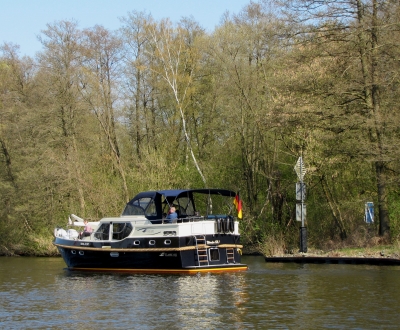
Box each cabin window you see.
[94,223,110,240]
[112,223,133,240]
[209,248,220,261]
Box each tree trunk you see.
[321,177,347,240]
[356,0,390,237]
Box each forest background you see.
[1,0,400,256]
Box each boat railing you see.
[174,216,204,223]
[150,216,203,224]
[159,215,230,224]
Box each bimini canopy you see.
[122,189,236,220]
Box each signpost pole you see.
[295,156,307,253]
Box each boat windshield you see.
[122,197,154,216]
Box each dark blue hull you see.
[55,234,247,273]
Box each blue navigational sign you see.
[364,202,374,223]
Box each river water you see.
[1,256,399,329]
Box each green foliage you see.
[388,192,400,242]
[1,1,400,254]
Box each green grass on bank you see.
[330,244,400,258]
[258,244,400,258]
[257,234,400,258]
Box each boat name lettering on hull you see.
[159,252,177,257]
[163,231,176,236]
[207,240,220,245]
[138,228,160,235]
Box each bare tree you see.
[38,20,88,213]
[120,11,153,161]
[146,18,207,186]
[79,25,129,202]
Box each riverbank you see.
[261,245,400,265]
[276,246,399,258]
[264,255,400,265]
[243,243,400,263]
[2,239,400,261]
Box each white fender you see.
[67,229,79,238]
[55,228,67,238]
[54,228,78,239]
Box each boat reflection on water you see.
[54,268,250,329]
[173,273,249,327]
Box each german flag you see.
[234,192,243,219]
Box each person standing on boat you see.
[165,206,177,223]
[79,220,93,238]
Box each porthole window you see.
[71,250,76,255]
[133,240,140,246]
[164,239,171,245]
[79,250,84,256]
[149,240,156,245]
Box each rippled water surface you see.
[1,256,400,329]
